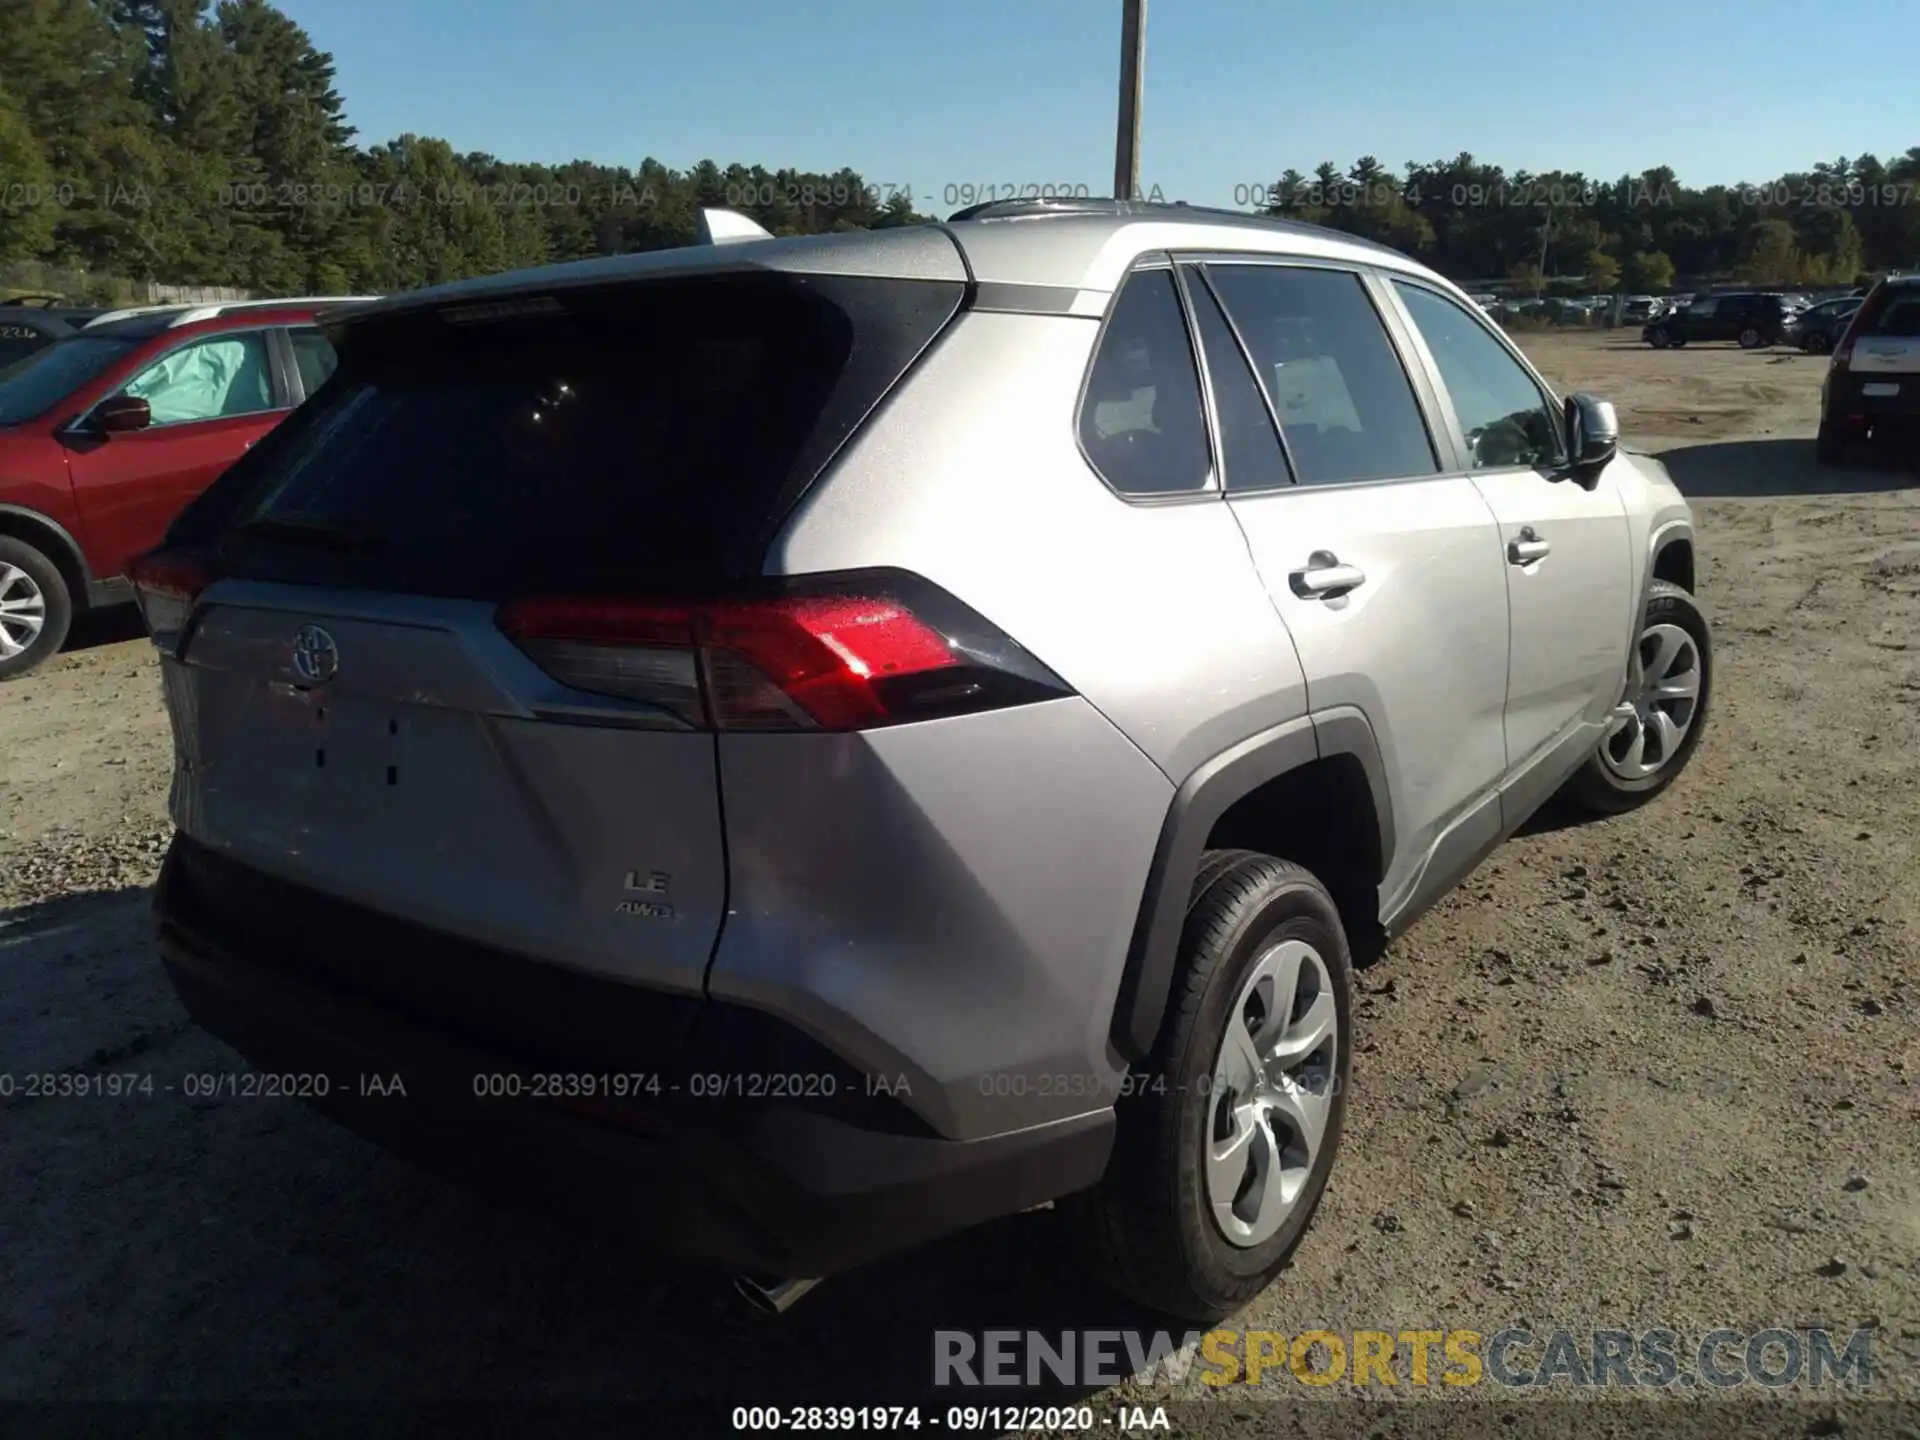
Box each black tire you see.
[1805,331,1832,355]
[1669,335,1688,348]
[1815,421,1845,465]
[1565,580,1711,815]
[1647,330,1670,349]
[0,535,73,682]
[1738,327,1763,349]
[1067,853,1353,1321]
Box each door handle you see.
[1289,550,1367,598]
[1508,528,1551,565]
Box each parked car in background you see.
[0,292,107,327]
[0,308,79,371]
[1621,295,1660,323]
[1784,296,1861,354]
[1818,275,1920,462]
[1644,291,1798,349]
[0,296,368,678]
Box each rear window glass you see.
[206,272,962,595]
[0,334,55,370]
[1868,294,1920,337]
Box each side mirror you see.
[1565,392,1618,476]
[93,393,152,433]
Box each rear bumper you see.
[154,835,1112,1277]
[1825,375,1920,426]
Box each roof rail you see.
[81,295,378,330]
[166,295,379,327]
[946,196,1209,223]
[82,303,182,328]
[942,195,1410,261]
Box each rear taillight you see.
[497,571,1072,732]
[127,549,208,653]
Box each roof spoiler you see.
[696,207,775,246]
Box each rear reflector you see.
[127,549,208,653]
[497,571,1071,732]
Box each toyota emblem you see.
[291,623,339,685]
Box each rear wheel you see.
[1804,331,1832,355]
[1566,580,1711,815]
[1648,330,1670,349]
[1815,421,1846,465]
[1068,853,1351,1321]
[0,536,73,681]
[1738,327,1764,349]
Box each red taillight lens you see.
[704,595,960,729]
[127,549,208,652]
[497,574,1069,732]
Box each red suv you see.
[0,298,370,678]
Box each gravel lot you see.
[2,330,1916,1433]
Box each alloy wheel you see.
[0,563,46,659]
[1602,621,1702,781]
[1205,939,1339,1249]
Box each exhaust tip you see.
[734,1275,822,1317]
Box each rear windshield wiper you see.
[234,513,383,553]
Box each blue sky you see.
[276,0,1918,207]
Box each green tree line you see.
[1261,154,1920,292]
[3,0,1918,298]
[0,0,928,298]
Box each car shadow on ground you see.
[1510,793,1600,839]
[0,884,1180,1425]
[1654,437,1920,497]
[60,602,147,654]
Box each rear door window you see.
[1179,266,1291,492]
[1206,264,1437,486]
[1078,267,1213,497]
[201,272,963,595]
[288,326,338,396]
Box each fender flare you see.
[0,501,93,591]
[1646,519,1694,603]
[1109,709,1395,1061]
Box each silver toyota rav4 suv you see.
[135,199,1708,1322]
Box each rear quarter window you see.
[1077,268,1213,497]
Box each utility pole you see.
[1113,0,1146,202]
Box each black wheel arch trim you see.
[1641,519,1698,630]
[1110,709,1394,1061]
[0,501,93,591]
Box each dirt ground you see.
[1,330,1916,1434]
